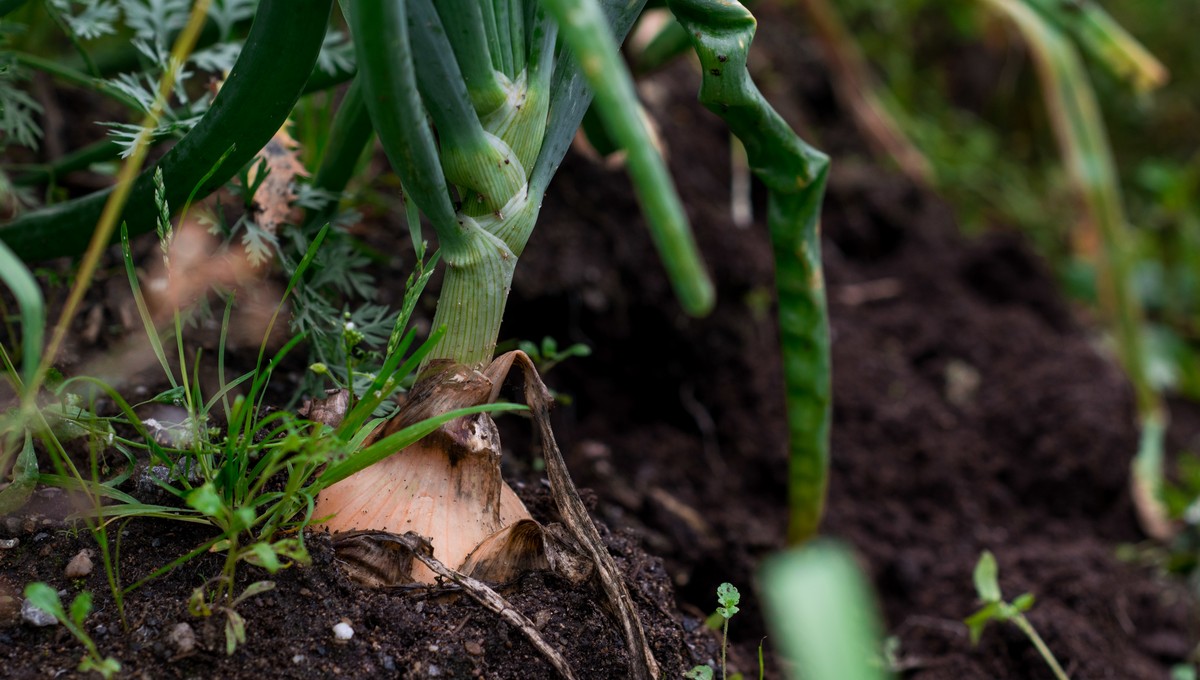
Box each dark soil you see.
[3,4,1199,678]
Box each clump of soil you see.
[4,5,1198,678]
[0,484,710,678]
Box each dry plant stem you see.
[488,351,660,680]
[981,0,1170,540]
[24,0,211,405]
[342,531,578,680]
[792,0,932,185]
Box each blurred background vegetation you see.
[814,0,1199,401]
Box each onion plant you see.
[2,4,836,669]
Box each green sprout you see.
[691,582,742,680]
[23,583,121,679]
[965,551,1070,680]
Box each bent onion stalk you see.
[668,0,832,543]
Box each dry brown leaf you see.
[247,123,308,236]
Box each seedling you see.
[188,579,276,656]
[23,583,121,679]
[690,582,742,680]
[965,551,1070,680]
[516,336,592,375]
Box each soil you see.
[3,4,1199,679]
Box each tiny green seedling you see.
[188,579,277,656]
[23,583,121,679]
[965,551,1070,680]
[690,582,743,680]
[516,336,592,375]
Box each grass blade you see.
[0,240,44,387]
[314,402,527,490]
[669,0,832,543]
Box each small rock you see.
[4,517,20,534]
[21,599,58,627]
[167,622,195,655]
[428,664,441,677]
[0,538,17,550]
[65,549,94,579]
[0,595,19,626]
[332,622,354,641]
[381,655,396,672]
[292,654,307,665]
[463,640,484,656]
[31,532,48,543]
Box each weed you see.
[188,578,275,656]
[23,583,121,678]
[516,336,592,375]
[690,582,742,680]
[965,550,1070,680]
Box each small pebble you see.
[0,538,17,550]
[292,654,307,665]
[381,655,396,672]
[167,622,195,655]
[332,622,354,641]
[21,599,58,627]
[463,640,484,656]
[4,517,20,534]
[31,532,48,543]
[428,664,441,677]
[65,549,94,579]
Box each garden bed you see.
[2,8,1197,679]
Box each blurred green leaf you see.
[760,541,891,680]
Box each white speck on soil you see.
[332,622,354,641]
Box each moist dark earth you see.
[3,7,1198,679]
